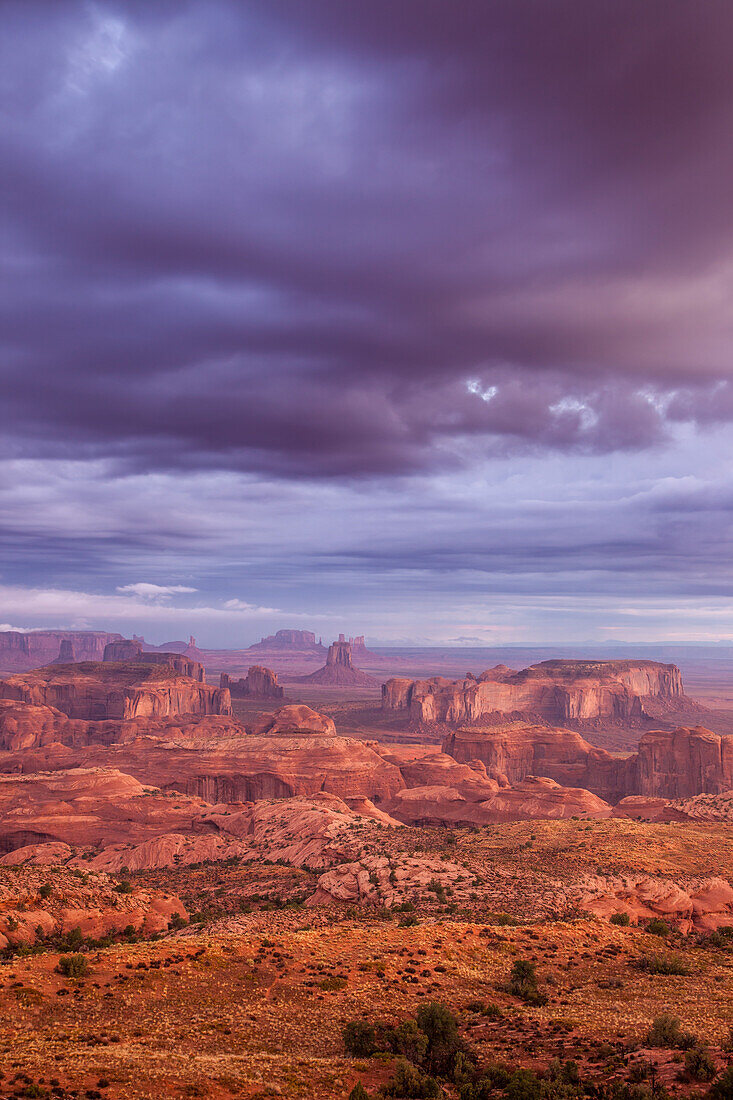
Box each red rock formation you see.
[567,874,733,932]
[0,630,123,671]
[297,640,380,687]
[443,723,622,799]
[247,629,325,653]
[0,863,185,947]
[0,704,405,806]
[0,661,229,721]
[0,766,215,853]
[384,659,683,725]
[51,639,77,664]
[220,665,284,699]
[629,725,733,797]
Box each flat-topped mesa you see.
[0,661,230,722]
[0,630,123,672]
[220,666,284,699]
[247,629,326,653]
[103,638,205,682]
[297,640,380,687]
[383,659,684,725]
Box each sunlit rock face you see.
[383,659,683,724]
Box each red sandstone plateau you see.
[0,629,123,671]
[383,659,684,725]
[0,660,230,721]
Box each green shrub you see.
[38,884,53,900]
[387,1019,429,1064]
[343,1021,377,1057]
[646,918,670,937]
[646,1014,696,1050]
[684,1047,716,1082]
[383,1059,440,1099]
[507,959,548,1005]
[114,881,133,894]
[610,912,630,926]
[348,1084,370,1100]
[57,953,89,979]
[634,953,689,976]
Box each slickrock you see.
[0,767,212,852]
[295,640,380,687]
[0,660,230,721]
[384,659,683,724]
[568,873,733,931]
[309,853,476,908]
[0,865,186,947]
[220,665,284,698]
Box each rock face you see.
[384,660,684,725]
[0,704,406,806]
[445,722,733,803]
[51,639,76,664]
[443,724,622,799]
[568,874,733,932]
[0,661,229,721]
[0,631,123,672]
[248,629,325,653]
[298,640,380,687]
[629,725,733,797]
[104,641,206,682]
[0,767,212,853]
[220,666,284,699]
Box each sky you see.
[2,0,733,647]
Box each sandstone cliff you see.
[220,665,284,699]
[0,661,229,721]
[0,630,123,671]
[384,659,683,725]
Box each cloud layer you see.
[2,1,732,642]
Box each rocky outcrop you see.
[629,725,733,797]
[51,639,76,664]
[384,660,684,725]
[104,640,206,682]
[0,631,123,672]
[220,666,284,699]
[0,661,229,721]
[0,767,212,853]
[445,722,733,803]
[0,704,405,806]
[444,724,623,799]
[248,629,325,653]
[567,874,733,932]
[297,640,380,687]
[0,863,185,947]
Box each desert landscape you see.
[4,2,733,1098]
[0,629,731,1099]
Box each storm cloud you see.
[2,1,733,642]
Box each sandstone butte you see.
[0,660,231,722]
[295,638,380,687]
[219,665,284,698]
[382,658,683,724]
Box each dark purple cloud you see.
[2,0,733,480]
